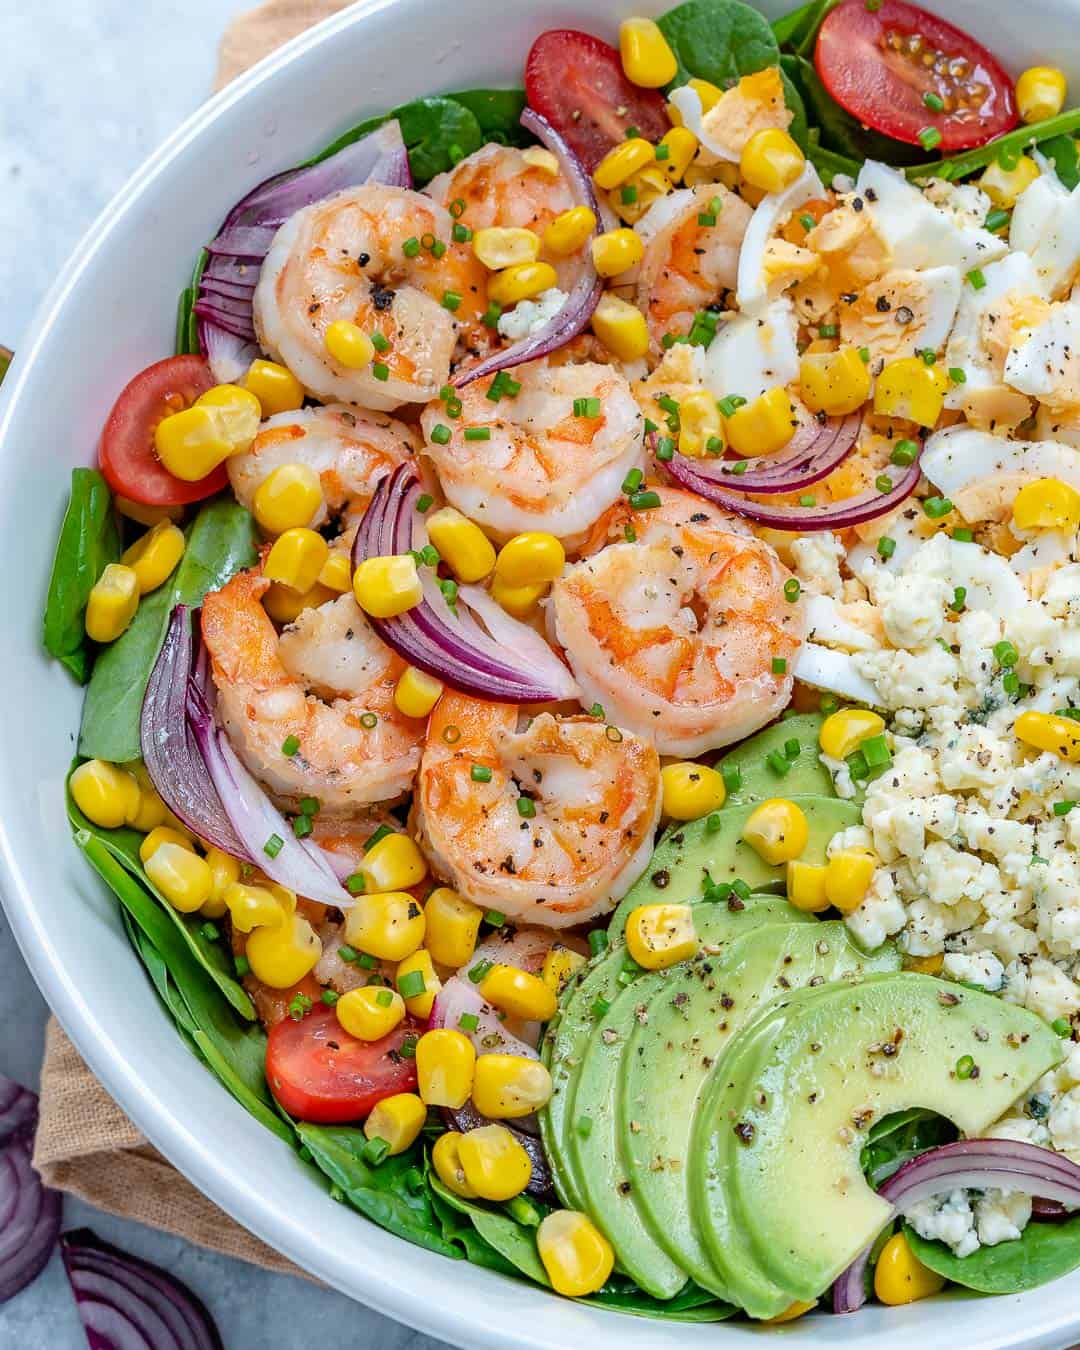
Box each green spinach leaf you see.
[658,0,779,90]
[78,498,256,763]
[428,1187,522,1276]
[771,0,840,51]
[779,66,809,152]
[1038,134,1080,190]
[783,55,921,166]
[449,89,529,146]
[860,1109,957,1189]
[43,469,121,683]
[905,1215,1080,1293]
[313,96,485,184]
[589,1277,736,1321]
[429,1176,550,1283]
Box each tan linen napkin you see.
[33,0,358,1275]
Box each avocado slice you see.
[715,712,834,805]
[694,974,1064,1318]
[622,921,900,1296]
[564,902,818,1298]
[607,794,860,940]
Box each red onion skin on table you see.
[832,1139,1080,1314]
[451,107,603,388]
[0,1070,62,1305]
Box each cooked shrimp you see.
[635,184,752,357]
[227,404,420,527]
[201,569,423,811]
[420,356,644,546]
[254,184,468,410]
[548,487,805,756]
[413,693,662,927]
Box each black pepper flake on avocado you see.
[652,868,670,888]
[939,990,961,1006]
[733,1121,755,1145]
[617,1180,632,1195]
[727,895,745,912]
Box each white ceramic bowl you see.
[4,1,1080,1345]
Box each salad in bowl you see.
[41,0,1080,1326]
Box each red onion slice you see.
[352,466,578,703]
[0,1071,62,1305]
[430,977,539,1061]
[451,108,603,387]
[661,413,861,495]
[833,1139,1080,1314]
[0,1076,37,1142]
[62,1229,224,1350]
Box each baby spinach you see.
[783,55,920,167]
[771,0,841,53]
[448,89,529,147]
[1039,134,1080,191]
[658,0,780,91]
[905,1215,1080,1294]
[313,95,486,185]
[43,468,121,683]
[78,498,256,764]
[860,1108,957,1189]
[430,1176,550,1282]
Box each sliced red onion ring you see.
[430,977,539,1061]
[0,1076,37,1142]
[668,449,922,532]
[833,1139,1080,1314]
[352,465,578,703]
[661,413,861,496]
[0,1071,62,1305]
[62,1229,224,1350]
[452,108,603,387]
[196,120,411,382]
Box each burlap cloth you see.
[33,0,357,1278]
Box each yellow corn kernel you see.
[590,228,645,278]
[874,357,949,428]
[364,1092,427,1155]
[123,762,168,832]
[153,404,240,482]
[472,1053,553,1118]
[352,553,423,619]
[763,1301,817,1325]
[661,762,726,820]
[608,165,672,225]
[324,319,375,369]
[203,847,240,919]
[417,1029,476,1108]
[263,527,330,594]
[494,532,565,588]
[667,77,724,126]
[979,154,1041,208]
[537,1210,615,1297]
[1016,66,1067,124]
[724,387,797,457]
[431,1131,477,1198]
[625,903,698,970]
[740,128,805,194]
[825,849,876,913]
[487,261,559,307]
[426,506,497,582]
[458,1124,533,1201]
[245,358,304,415]
[424,887,483,967]
[819,709,886,760]
[787,860,829,913]
[479,964,558,1022]
[800,346,873,418]
[905,952,944,975]
[246,914,321,988]
[1015,709,1080,762]
[657,126,699,182]
[224,881,291,932]
[344,890,425,962]
[262,582,334,624]
[619,16,678,88]
[138,825,194,864]
[540,944,587,996]
[85,563,139,643]
[1013,477,1080,531]
[521,146,560,176]
[742,798,809,865]
[491,577,548,618]
[144,842,213,914]
[542,206,597,257]
[472,226,541,271]
[394,665,445,719]
[70,759,141,830]
[874,1232,946,1306]
[252,463,324,535]
[396,948,442,1019]
[361,832,428,893]
[336,985,406,1041]
[593,137,656,191]
[678,389,724,458]
[590,293,649,362]
[115,497,183,527]
[317,550,352,593]
[121,521,185,595]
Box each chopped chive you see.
[966,268,987,290]
[321,989,339,1006]
[589,703,605,718]
[923,496,953,519]
[360,711,378,729]
[923,91,945,112]
[621,184,638,204]
[263,833,284,859]
[707,436,726,456]
[846,749,869,781]
[452,222,473,243]
[799,212,816,231]
[994,640,1018,668]
[717,394,746,418]
[364,824,392,851]
[358,952,377,970]
[299,796,320,817]
[858,346,871,363]
[589,930,609,956]
[621,467,644,495]
[950,586,967,612]
[402,236,421,257]
[398,970,426,999]
[441,290,462,312]
[862,734,891,769]
[429,424,452,449]
[362,1137,391,1166]
[625,126,640,139]
[468,959,494,983]
[799,495,816,507]
[697,211,717,227]
[576,1115,594,1138]
[371,331,390,353]
[920,348,937,366]
[431,239,447,259]
[877,536,896,561]
[722,763,742,793]
[449,198,466,219]
[420,544,440,567]
[372,362,389,381]
[375,988,395,1007]
[481,302,503,328]
[573,396,602,417]
[458,1012,480,1033]
[655,435,675,462]
[281,734,300,757]
[337,944,358,963]
[654,142,671,161]
[948,366,966,384]
[955,1055,975,1080]
[985,207,1010,233]
[706,812,724,833]
[709,196,723,213]
[629,490,661,510]
[517,796,536,818]
[784,578,801,602]
[484,909,506,928]
[591,997,610,1018]
[890,439,918,467]
[820,694,839,715]
[624,524,637,542]
[875,474,894,494]
[818,323,838,339]
[1054,800,1077,816]
[784,737,801,761]
[400,1034,418,1059]
[917,126,942,151]
[471,762,493,783]
[234,955,250,977]
[200,922,219,942]
[345,873,366,895]
[464,426,491,441]
[952,527,974,542]
[288,993,312,1021]
[766,749,791,777]
[293,814,313,839]
[1053,1017,1073,1037]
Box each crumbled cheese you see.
[905,1189,979,1258]
[974,1189,1032,1246]
[790,531,845,598]
[943,950,1005,991]
[496,288,567,341]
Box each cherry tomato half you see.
[815,0,1017,153]
[98,353,226,506]
[525,29,670,172]
[266,1004,418,1124]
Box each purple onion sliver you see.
[663,413,862,495]
[0,1141,62,1305]
[1032,1197,1070,1221]
[0,1075,37,1143]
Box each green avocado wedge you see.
[715,713,833,805]
[623,920,899,1296]
[607,794,860,940]
[694,974,1064,1319]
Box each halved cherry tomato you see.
[525,29,670,172]
[266,1004,418,1123]
[98,354,225,506]
[815,0,1017,153]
